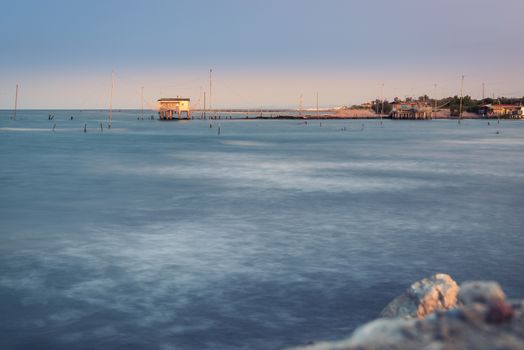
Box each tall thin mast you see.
[459,75,464,120]
[109,71,114,128]
[316,92,319,117]
[13,84,19,120]
[198,85,202,111]
[481,82,486,117]
[141,86,144,119]
[203,91,206,118]
[433,84,437,118]
[380,83,384,117]
[209,68,212,112]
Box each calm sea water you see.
[1,110,523,349]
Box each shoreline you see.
[3,109,523,121]
[254,115,523,120]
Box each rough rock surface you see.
[293,275,524,350]
[459,281,505,305]
[379,273,459,319]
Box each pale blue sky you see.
[1,0,523,108]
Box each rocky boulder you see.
[459,281,513,324]
[292,275,524,350]
[379,273,459,319]
[459,281,505,305]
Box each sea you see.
[1,110,523,349]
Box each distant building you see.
[158,97,190,120]
[390,101,433,119]
[480,104,523,118]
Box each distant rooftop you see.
[158,97,190,102]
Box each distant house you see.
[158,97,190,120]
[390,101,433,119]
[480,104,523,118]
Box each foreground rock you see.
[293,275,524,350]
[379,273,459,319]
[459,281,506,305]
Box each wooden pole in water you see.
[141,86,144,120]
[209,68,212,113]
[13,84,19,120]
[109,71,114,128]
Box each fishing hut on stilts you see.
[157,97,191,120]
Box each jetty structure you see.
[109,71,114,128]
[390,101,433,119]
[157,97,191,120]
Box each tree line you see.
[363,96,524,115]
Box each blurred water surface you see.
[1,110,523,349]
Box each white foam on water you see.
[440,138,524,145]
[112,151,441,192]
[221,140,274,147]
[0,127,52,132]
[99,149,522,196]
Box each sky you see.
[1,0,523,109]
